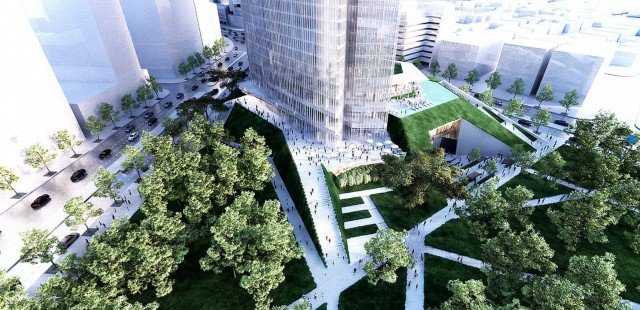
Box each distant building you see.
[396,0,454,64]
[243,0,401,143]
[433,31,510,77]
[119,0,222,79]
[495,39,557,95]
[214,0,244,28]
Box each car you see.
[98,149,112,160]
[217,62,223,67]
[61,233,80,250]
[201,78,207,84]
[228,65,233,70]
[210,76,220,82]
[176,92,184,99]
[124,124,136,132]
[240,40,245,44]
[143,111,154,119]
[233,38,238,42]
[30,194,51,209]
[553,119,570,127]
[163,101,173,109]
[238,61,244,66]
[568,136,578,143]
[191,84,199,91]
[211,89,219,95]
[70,169,87,182]
[234,46,239,51]
[493,101,503,107]
[518,119,532,127]
[128,132,140,142]
[198,72,205,77]
[241,32,245,35]
[233,53,238,57]
[147,117,158,126]
[225,56,230,61]
[473,93,480,99]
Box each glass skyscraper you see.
[243,0,400,143]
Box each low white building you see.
[495,38,558,96]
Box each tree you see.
[483,158,498,175]
[0,270,27,309]
[363,229,413,285]
[194,52,205,67]
[93,166,124,204]
[502,185,535,225]
[455,180,509,236]
[535,84,554,107]
[203,45,214,64]
[120,94,139,117]
[178,61,190,78]
[511,145,534,170]
[412,59,423,70]
[98,102,120,128]
[441,280,493,310]
[478,89,494,106]
[24,143,57,174]
[535,151,566,187]
[507,78,525,99]
[121,145,147,179]
[522,275,586,310]
[565,253,629,310]
[86,116,106,141]
[428,60,441,76]
[548,190,623,251]
[136,85,151,108]
[64,196,103,232]
[0,166,19,195]
[146,76,163,98]
[531,108,551,133]
[20,229,65,268]
[503,98,525,117]
[187,55,198,73]
[162,116,184,143]
[200,192,302,309]
[442,63,457,82]
[52,129,82,156]
[459,84,471,94]
[237,129,273,191]
[214,37,229,57]
[559,89,579,114]
[464,68,480,88]
[485,71,502,90]
[468,147,482,163]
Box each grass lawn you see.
[387,98,532,154]
[498,172,573,199]
[424,254,486,308]
[339,268,406,309]
[341,197,364,207]
[323,166,351,261]
[535,144,588,187]
[424,219,483,260]
[394,63,403,75]
[371,190,447,231]
[343,210,372,222]
[339,182,384,194]
[345,224,379,238]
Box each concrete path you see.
[339,187,392,200]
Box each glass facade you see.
[243,0,399,143]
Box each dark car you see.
[143,111,154,119]
[217,62,223,67]
[473,93,480,99]
[198,72,205,77]
[124,124,136,132]
[147,117,158,126]
[201,78,207,84]
[238,61,244,67]
[191,84,199,91]
[163,101,173,109]
[176,92,185,99]
[30,194,51,209]
[70,169,87,182]
[98,149,112,160]
[233,53,238,57]
[568,136,578,143]
[234,46,239,51]
[224,56,230,61]
[553,119,569,127]
[240,40,245,44]
[210,76,220,82]
[61,233,80,250]
[518,119,533,127]
[211,89,219,95]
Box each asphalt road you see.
[0,39,248,270]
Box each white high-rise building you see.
[396,0,454,64]
[119,0,222,80]
[243,0,400,143]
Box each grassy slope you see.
[371,190,447,231]
[339,182,384,194]
[424,254,486,308]
[387,98,531,154]
[224,104,325,264]
[338,268,406,310]
[498,172,573,199]
[345,225,379,238]
[343,210,372,222]
[323,166,350,261]
[341,197,364,207]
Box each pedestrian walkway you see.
[339,187,392,200]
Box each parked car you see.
[176,92,184,99]
[494,101,503,107]
[217,62,223,67]
[233,53,238,57]
[98,149,112,160]
[553,119,569,127]
[163,101,173,109]
[473,93,480,99]
[225,56,230,61]
[240,40,245,44]
[211,89,219,95]
[568,136,578,143]
[124,124,136,133]
[61,233,80,250]
[70,169,87,182]
[518,119,532,127]
[234,46,239,51]
[191,84,199,91]
[238,61,244,67]
[201,78,207,84]
[147,117,158,126]
[143,111,154,119]
[128,132,140,142]
[31,194,51,209]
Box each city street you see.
[0,40,247,272]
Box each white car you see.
[128,132,140,142]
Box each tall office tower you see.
[396,0,454,64]
[0,0,85,172]
[119,0,222,80]
[14,0,148,136]
[243,0,400,143]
